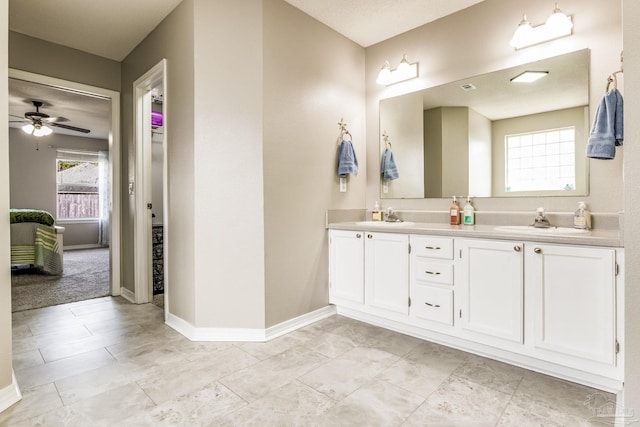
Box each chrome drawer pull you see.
[356,233,361,238]
[425,301,441,308]
[534,247,542,254]
[425,271,441,275]
[425,246,441,250]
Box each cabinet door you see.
[527,244,616,365]
[365,232,409,315]
[460,239,524,343]
[329,230,364,305]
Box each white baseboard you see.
[64,244,107,251]
[119,287,135,303]
[165,305,336,342]
[0,371,22,414]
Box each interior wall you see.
[191,0,266,329]
[8,129,108,247]
[9,32,120,92]
[365,0,622,214]
[262,0,366,327]
[622,0,640,416]
[0,0,13,393]
[121,0,195,321]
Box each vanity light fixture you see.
[376,54,418,86]
[22,123,53,137]
[509,2,573,50]
[510,71,549,83]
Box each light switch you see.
[339,177,347,192]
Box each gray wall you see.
[8,128,108,247]
[121,0,196,321]
[623,0,640,416]
[263,0,365,327]
[0,0,12,392]
[365,0,622,214]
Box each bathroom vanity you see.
[327,219,624,392]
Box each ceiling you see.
[8,0,486,141]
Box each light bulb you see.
[546,3,572,33]
[22,124,35,135]
[510,15,533,48]
[396,54,411,74]
[376,61,391,85]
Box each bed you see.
[10,209,64,275]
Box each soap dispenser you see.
[450,196,461,225]
[372,201,383,222]
[573,201,591,230]
[463,197,475,225]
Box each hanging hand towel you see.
[381,148,399,180]
[337,140,358,177]
[586,89,624,159]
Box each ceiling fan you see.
[9,100,91,136]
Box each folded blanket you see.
[586,89,623,159]
[10,208,55,226]
[381,148,399,180]
[337,140,358,177]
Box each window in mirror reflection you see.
[505,127,575,193]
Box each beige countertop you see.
[327,221,622,248]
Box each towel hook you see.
[338,118,352,143]
[606,50,624,92]
[382,131,392,148]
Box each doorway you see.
[133,60,168,315]
[8,69,122,300]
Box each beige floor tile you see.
[0,383,63,425]
[220,346,328,402]
[451,354,527,394]
[12,349,45,371]
[14,347,115,390]
[315,379,424,426]
[299,346,400,401]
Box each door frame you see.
[133,59,167,310]
[8,68,122,297]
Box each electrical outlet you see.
[382,181,389,193]
[340,177,347,192]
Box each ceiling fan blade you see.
[50,122,91,134]
[9,114,25,119]
[44,116,70,123]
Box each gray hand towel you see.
[586,89,624,159]
[337,140,358,177]
[381,148,399,180]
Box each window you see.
[505,127,575,193]
[56,150,100,219]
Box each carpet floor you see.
[11,248,110,312]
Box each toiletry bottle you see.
[372,201,383,222]
[450,196,461,225]
[463,197,475,225]
[573,201,591,230]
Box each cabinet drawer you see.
[413,259,453,285]
[412,285,453,325]
[411,236,453,259]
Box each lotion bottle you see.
[573,201,591,230]
[450,196,461,225]
[463,197,475,225]
[372,201,383,222]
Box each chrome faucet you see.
[385,207,402,222]
[532,207,551,228]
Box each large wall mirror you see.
[379,49,590,199]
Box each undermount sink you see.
[494,225,590,235]
[356,221,415,227]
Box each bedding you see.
[10,209,63,275]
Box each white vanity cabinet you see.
[526,244,619,367]
[409,236,455,326]
[459,239,525,345]
[364,232,410,316]
[328,229,409,315]
[328,230,364,306]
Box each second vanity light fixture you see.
[510,2,573,49]
[376,54,418,86]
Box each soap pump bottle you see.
[372,201,383,222]
[573,201,591,230]
[463,196,475,225]
[450,196,461,225]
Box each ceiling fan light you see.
[40,125,53,136]
[22,123,35,135]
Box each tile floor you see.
[3,296,616,426]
